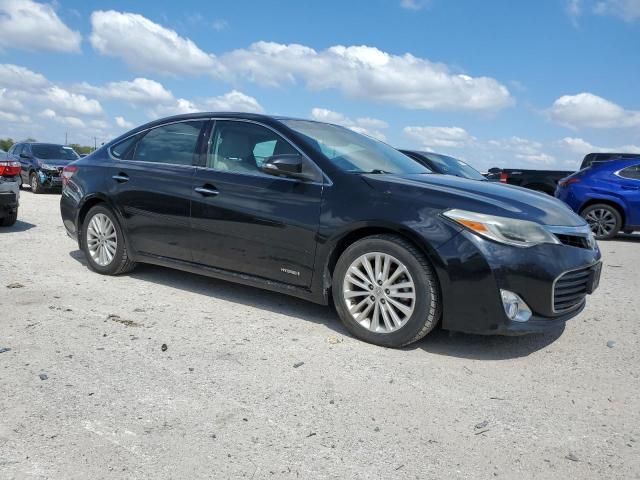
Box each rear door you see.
[107,120,207,262]
[190,119,323,287]
[617,164,640,226]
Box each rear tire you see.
[332,234,440,348]
[581,203,622,240]
[81,205,137,275]
[0,210,17,227]
[30,172,43,194]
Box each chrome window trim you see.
[551,261,600,313]
[614,164,640,181]
[204,118,332,186]
[107,119,207,168]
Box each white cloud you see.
[90,10,217,76]
[0,0,81,52]
[514,153,556,166]
[400,0,429,10]
[549,92,640,129]
[0,110,29,123]
[211,19,229,31]
[566,0,582,25]
[218,42,512,111]
[311,108,388,141]
[39,108,86,128]
[0,63,48,91]
[76,77,174,104]
[559,136,640,155]
[115,116,134,129]
[0,88,23,112]
[403,126,475,148]
[149,90,263,118]
[42,86,103,116]
[201,90,264,113]
[594,0,640,21]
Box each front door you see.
[190,120,323,287]
[107,120,207,262]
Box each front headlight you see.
[443,209,561,248]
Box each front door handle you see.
[112,173,129,183]
[195,186,219,196]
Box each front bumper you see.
[37,168,63,188]
[434,229,601,335]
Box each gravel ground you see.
[1,191,639,480]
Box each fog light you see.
[500,290,532,323]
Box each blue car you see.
[556,158,640,239]
[8,142,80,193]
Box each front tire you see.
[81,205,137,275]
[582,203,622,240]
[30,172,43,194]
[332,234,440,348]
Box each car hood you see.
[362,173,586,227]
[36,158,75,167]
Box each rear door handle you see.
[194,186,219,196]
[112,173,129,183]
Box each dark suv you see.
[60,113,601,347]
[9,142,80,193]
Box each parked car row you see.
[59,112,602,348]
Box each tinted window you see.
[282,120,430,175]
[421,153,484,180]
[31,144,79,160]
[12,144,23,156]
[619,165,640,180]
[110,135,139,159]
[132,121,205,165]
[208,121,299,176]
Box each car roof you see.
[589,157,640,170]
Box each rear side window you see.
[130,121,205,166]
[110,136,138,159]
[618,165,640,180]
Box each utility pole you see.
[65,132,68,145]
[94,137,97,151]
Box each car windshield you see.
[31,144,79,160]
[424,153,485,180]
[282,120,431,174]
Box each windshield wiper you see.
[363,169,392,174]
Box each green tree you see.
[0,138,14,151]
[68,143,93,155]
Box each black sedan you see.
[400,150,487,181]
[60,113,601,347]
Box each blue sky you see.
[0,0,639,170]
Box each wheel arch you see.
[579,198,626,228]
[76,195,129,250]
[321,224,446,302]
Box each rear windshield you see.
[31,144,79,160]
[282,120,431,175]
[423,153,485,180]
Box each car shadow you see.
[612,233,640,243]
[2,219,36,232]
[407,326,565,360]
[68,249,564,360]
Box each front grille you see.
[553,266,591,312]
[555,234,591,249]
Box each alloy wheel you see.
[342,252,416,333]
[86,213,117,266]
[585,208,617,237]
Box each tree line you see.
[0,138,94,155]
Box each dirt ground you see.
[1,191,638,479]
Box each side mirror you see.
[261,154,314,181]
[19,153,31,159]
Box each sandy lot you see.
[0,191,638,479]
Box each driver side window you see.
[207,121,298,176]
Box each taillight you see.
[558,178,581,187]
[499,172,508,183]
[62,165,78,187]
[0,160,21,177]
